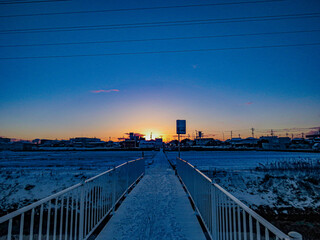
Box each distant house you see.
[259,136,291,150]
[121,140,137,148]
[10,141,34,151]
[194,138,214,146]
[181,138,194,147]
[0,137,11,150]
[236,137,259,148]
[139,140,155,149]
[0,137,10,143]
[290,138,311,150]
[306,131,320,141]
[154,138,163,149]
[70,137,105,148]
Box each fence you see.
[176,157,302,240]
[0,158,145,240]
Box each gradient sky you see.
[0,0,320,141]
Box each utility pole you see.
[251,128,255,138]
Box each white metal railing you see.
[0,158,145,240]
[176,157,302,240]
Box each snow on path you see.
[96,151,206,240]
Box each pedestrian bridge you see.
[0,151,301,240]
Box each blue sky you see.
[0,0,319,140]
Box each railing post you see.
[126,161,129,195]
[112,167,116,215]
[79,182,85,240]
[288,232,302,240]
[211,183,218,240]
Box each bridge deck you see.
[96,151,206,240]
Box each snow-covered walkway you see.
[96,151,206,240]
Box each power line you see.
[0,0,68,4]
[1,12,320,34]
[0,0,284,18]
[1,42,319,60]
[1,29,319,48]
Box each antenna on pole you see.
[251,128,255,138]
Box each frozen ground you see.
[0,151,156,212]
[166,151,320,210]
[96,151,205,240]
[206,170,320,210]
[167,151,320,239]
[166,150,320,170]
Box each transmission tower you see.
[251,128,255,138]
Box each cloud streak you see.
[91,89,119,93]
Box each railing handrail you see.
[0,157,144,224]
[176,157,291,240]
[0,182,83,224]
[85,158,143,183]
[177,157,212,182]
[212,182,290,239]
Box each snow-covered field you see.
[167,151,320,239]
[166,150,320,170]
[0,151,156,212]
[166,151,320,209]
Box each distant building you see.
[0,137,11,150]
[139,140,155,149]
[10,141,34,151]
[194,138,214,146]
[0,137,10,143]
[139,138,163,149]
[306,131,320,140]
[290,138,311,149]
[181,139,194,147]
[121,140,137,148]
[259,136,291,150]
[70,137,105,148]
[154,138,163,149]
[235,137,259,148]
